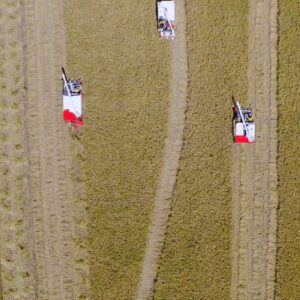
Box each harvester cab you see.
[62,68,83,128]
[157,1,176,40]
[233,100,255,143]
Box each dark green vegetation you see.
[65,1,170,298]
[154,1,248,299]
[276,2,300,299]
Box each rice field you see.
[64,1,170,298]
[275,1,300,299]
[0,1,299,299]
[154,1,248,299]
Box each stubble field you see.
[1,0,87,299]
[0,2,32,297]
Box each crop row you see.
[275,1,300,298]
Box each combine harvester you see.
[233,100,255,143]
[157,1,176,40]
[62,68,83,128]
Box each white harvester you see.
[157,1,176,40]
[233,100,255,143]
[62,68,83,128]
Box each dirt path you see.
[135,1,188,299]
[232,0,278,299]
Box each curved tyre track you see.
[232,0,278,299]
[136,1,188,299]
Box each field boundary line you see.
[135,1,188,299]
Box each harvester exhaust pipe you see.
[62,67,71,97]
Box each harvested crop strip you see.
[64,0,170,298]
[0,2,33,298]
[20,0,86,298]
[275,2,300,298]
[136,0,188,299]
[155,1,248,299]
[232,0,278,299]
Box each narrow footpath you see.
[136,1,188,299]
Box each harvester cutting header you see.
[233,100,255,143]
[62,68,83,128]
[157,1,176,40]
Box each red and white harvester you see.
[157,1,176,40]
[233,100,255,143]
[62,68,83,128]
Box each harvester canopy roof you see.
[158,1,175,21]
[157,1,176,39]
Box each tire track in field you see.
[20,1,88,298]
[232,0,278,299]
[136,1,188,299]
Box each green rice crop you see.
[64,1,170,298]
[154,1,248,299]
[275,2,300,299]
